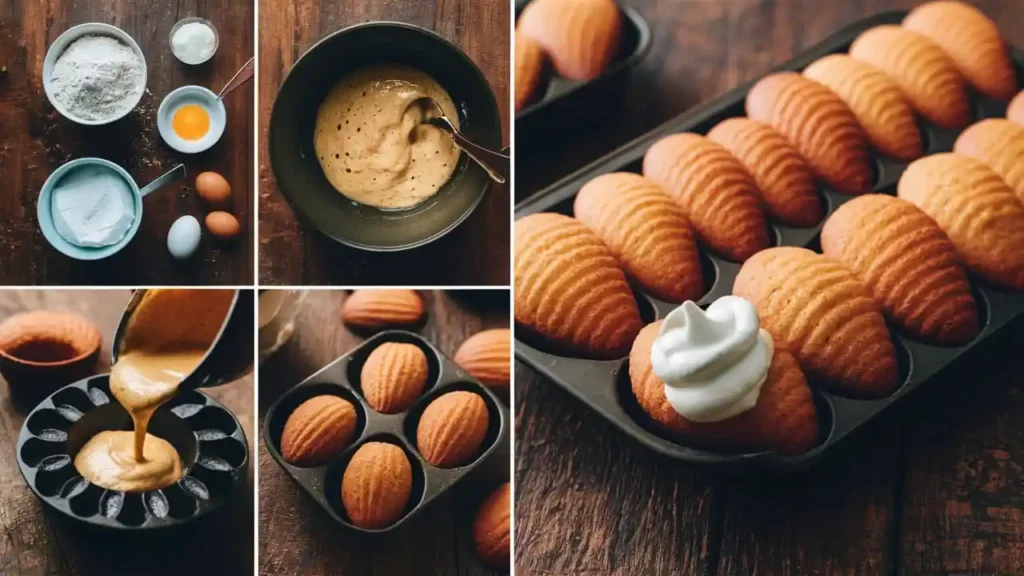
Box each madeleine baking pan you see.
[514,10,1024,469]
[17,375,249,528]
[514,0,652,144]
[263,330,508,534]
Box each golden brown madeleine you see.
[642,133,769,261]
[1008,91,1024,125]
[820,195,978,345]
[898,153,1024,291]
[954,119,1024,205]
[514,212,643,358]
[849,25,970,130]
[706,118,824,227]
[745,72,873,194]
[803,54,923,161]
[574,173,703,302]
[903,1,1016,101]
[517,0,622,81]
[515,30,545,112]
[733,247,899,396]
[629,321,818,455]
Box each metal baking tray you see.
[263,330,508,533]
[514,10,1024,469]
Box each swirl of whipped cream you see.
[650,296,774,423]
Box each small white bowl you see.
[169,17,219,65]
[157,85,227,154]
[42,23,147,126]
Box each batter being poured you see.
[74,289,235,492]
[313,64,461,209]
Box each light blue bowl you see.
[37,158,142,261]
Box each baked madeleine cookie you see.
[515,31,545,112]
[517,0,621,81]
[733,247,899,396]
[574,173,704,302]
[745,72,873,194]
[898,153,1024,291]
[903,1,1016,101]
[849,25,970,130]
[642,133,769,261]
[514,212,643,358]
[821,195,978,345]
[1008,91,1024,125]
[954,119,1024,205]
[803,54,923,160]
[706,118,823,227]
[629,321,819,455]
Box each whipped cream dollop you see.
[650,296,774,423]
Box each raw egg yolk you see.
[172,104,210,141]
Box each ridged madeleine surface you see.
[341,442,412,529]
[455,329,511,391]
[821,195,978,345]
[574,172,703,302]
[642,133,769,261]
[745,72,872,194]
[706,118,823,227]
[849,25,970,130]
[514,212,642,358]
[1008,91,1024,125]
[803,54,923,160]
[517,0,621,81]
[629,321,819,455]
[954,119,1024,205]
[360,342,429,414]
[416,391,489,468]
[904,1,1016,101]
[898,153,1024,290]
[733,247,898,396]
[515,31,545,112]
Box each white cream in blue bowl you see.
[37,158,141,260]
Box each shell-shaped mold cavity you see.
[185,406,240,438]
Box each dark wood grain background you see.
[258,0,510,286]
[258,290,510,576]
[514,1,1024,575]
[0,0,254,285]
[0,290,254,576]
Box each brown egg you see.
[195,172,232,207]
[205,211,241,240]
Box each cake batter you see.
[313,64,461,209]
[74,289,234,492]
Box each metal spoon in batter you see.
[411,97,509,185]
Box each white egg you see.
[167,215,201,259]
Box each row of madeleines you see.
[514,1,1024,456]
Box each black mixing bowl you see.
[269,22,502,251]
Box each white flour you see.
[49,35,144,121]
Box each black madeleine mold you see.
[16,375,248,529]
[263,330,508,534]
[514,10,1024,470]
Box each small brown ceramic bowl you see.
[0,311,102,405]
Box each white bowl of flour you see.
[43,23,147,125]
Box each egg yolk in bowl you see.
[172,104,211,141]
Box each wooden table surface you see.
[0,1,254,285]
[258,290,510,575]
[258,0,510,286]
[514,1,1024,575]
[0,290,255,576]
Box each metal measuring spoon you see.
[411,96,509,184]
[217,57,255,101]
[139,164,186,196]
